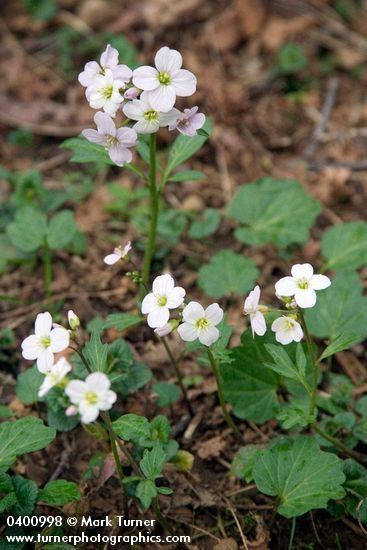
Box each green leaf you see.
[0,406,13,419]
[47,210,77,250]
[0,492,18,513]
[84,331,108,372]
[231,445,263,482]
[152,383,180,407]
[0,417,56,471]
[157,486,173,495]
[322,221,367,272]
[61,136,113,165]
[22,0,58,21]
[165,118,212,175]
[103,313,142,331]
[157,209,187,245]
[113,414,151,444]
[136,479,157,510]
[7,206,47,252]
[277,405,315,430]
[16,366,43,405]
[47,408,79,432]
[305,272,367,345]
[198,250,259,298]
[319,333,360,360]
[168,170,206,182]
[10,476,38,516]
[149,416,171,444]
[253,436,345,517]
[277,43,308,74]
[38,480,80,505]
[221,332,280,423]
[264,344,308,389]
[189,208,220,239]
[228,178,321,247]
[140,443,166,480]
[136,138,150,164]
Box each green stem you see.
[313,424,367,463]
[101,412,129,517]
[288,516,296,550]
[43,240,52,302]
[299,309,318,416]
[125,163,148,181]
[207,348,244,443]
[140,133,158,296]
[161,336,194,417]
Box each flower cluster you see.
[244,263,331,345]
[21,311,116,423]
[80,45,205,166]
[141,264,330,348]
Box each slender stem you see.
[101,412,128,517]
[207,348,244,443]
[140,133,158,296]
[288,517,296,550]
[313,424,367,463]
[298,309,318,416]
[125,163,148,181]
[43,239,52,302]
[161,336,194,417]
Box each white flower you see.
[123,91,179,134]
[82,112,137,166]
[85,69,125,116]
[104,241,132,265]
[68,310,80,330]
[132,46,197,112]
[244,286,266,337]
[177,302,223,346]
[38,357,72,398]
[142,274,185,328]
[271,316,303,345]
[275,263,331,309]
[78,44,132,88]
[154,319,179,337]
[65,372,117,424]
[21,312,70,373]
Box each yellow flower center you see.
[144,109,158,122]
[158,71,171,85]
[102,85,113,99]
[284,318,296,330]
[157,295,167,307]
[41,337,51,348]
[196,317,209,330]
[297,279,309,289]
[85,391,98,405]
[105,135,119,149]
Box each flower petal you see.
[309,274,331,290]
[78,61,100,87]
[244,285,260,314]
[205,303,223,326]
[142,293,158,314]
[86,372,111,392]
[79,402,99,423]
[21,335,43,360]
[104,253,121,265]
[35,312,52,337]
[99,390,117,410]
[49,328,70,353]
[182,301,204,323]
[166,287,186,308]
[177,322,198,342]
[113,65,132,82]
[291,263,314,281]
[132,66,159,91]
[116,127,137,147]
[123,99,145,121]
[133,119,159,134]
[109,145,132,166]
[275,276,298,297]
[147,307,170,328]
[82,129,107,145]
[171,69,197,96]
[147,85,176,112]
[291,323,304,342]
[94,111,116,136]
[65,380,86,404]
[36,348,54,373]
[155,46,182,73]
[152,274,174,295]
[294,288,317,308]
[199,326,220,346]
[100,44,119,69]
[251,311,266,337]
[158,108,181,127]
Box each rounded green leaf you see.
[7,206,47,252]
[47,210,77,250]
[322,221,367,272]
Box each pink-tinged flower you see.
[21,312,70,373]
[104,241,132,265]
[169,107,205,137]
[66,405,78,417]
[124,86,140,100]
[123,92,179,134]
[271,316,303,345]
[82,112,137,167]
[85,69,125,117]
[275,263,331,309]
[244,286,267,337]
[132,46,196,112]
[78,44,132,88]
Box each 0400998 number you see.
[7,516,63,527]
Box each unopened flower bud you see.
[68,310,80,330]
[124,86,140,100]
[172,450,194,472]
[65,405,78,417]
[154,319,179,337]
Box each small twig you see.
[309,159,367,171]
[304,77,339,160]
[223,497,249,550]
[49,434,73,481]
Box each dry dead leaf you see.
[196,435,226,459]
[235,0,266,38]
[261,15,316,52]
[214,538,238,550]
